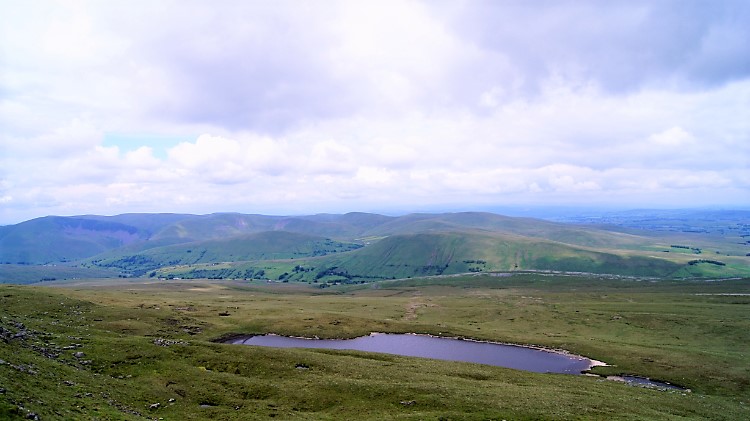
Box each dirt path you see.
[403,293,436,321]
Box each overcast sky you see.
[1,0,748,223]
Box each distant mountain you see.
[82,213,194,235]
[141,212,395,245]
[1,211,644,264]
[361,212,649,248]
[1,211,748,283]
[0,216,147,264]
[0,212,397,264]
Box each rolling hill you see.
[1,211,748,283]
[326,230,685,278]
[0,216,146,264]
[153,230,693,283]
[90,231,362,275]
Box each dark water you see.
[229,333,593,374]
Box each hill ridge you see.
[1,211,748,283]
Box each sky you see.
[1,0,749,224]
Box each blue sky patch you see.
[102,133,194,160]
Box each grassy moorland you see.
[1,273,749,420]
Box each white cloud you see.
[307,140,357,175]
[124,147,160,169]
[168,135,240,169]
[1,118,103,158]
[648,127,695,147]
[0,0,748,223]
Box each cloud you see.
[436,0,750,94]
[1,118,103,158]
[3,75,748,223]
[0,0,748,223]
[648,127,695,147]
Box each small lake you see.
[228,333,594,374]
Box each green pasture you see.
[1,274,749,419]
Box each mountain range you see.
[1,211,748,283]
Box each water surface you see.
[230,333,593,374]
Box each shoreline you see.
[221,332,689,389]
[220,331,609,371]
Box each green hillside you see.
[0,264,120,284]
[2,211,748,283]
[0,211,688,266]
[80,213,194,234]
[90,231,362,276]
[3,277,750,420]
[364,212,652,249]
[152,230,738,283]
[265,213,394,239]
[147,213,277,243]
[304,231,687,280]
[146,212,395,244]
[0,216,146,264]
